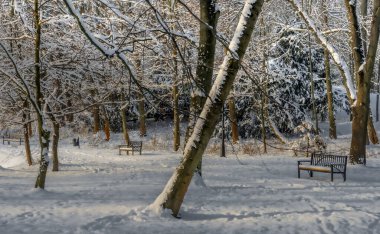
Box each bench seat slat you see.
[119,147,133,151]
[298,165,331,173]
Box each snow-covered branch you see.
[286,0,356,101]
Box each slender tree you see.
[322,0,337,139]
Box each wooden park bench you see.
[118,141,142,155]
[2,135,24,145]
[298,152,348,182]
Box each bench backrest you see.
[311,153,347,170]
[129,141,142,148]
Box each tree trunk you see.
[228,95,239,144]
[102,107,111,141]
[184,0,219,145]
[65,93,74,123]
[322,0,337,139]
[360,0,368,56]
[34,0,50,189]
[377,60,380,122]
[136,59,147,137]
[93,104,100,134]
[120,92,130,145]
[350,1,380,163]
[152,0,264,217]
[308,23,318,133]
[51,120,59,172]
[260,92,267,153]
[325,49,337,139]
[23,101,32,166]
[172,49,180,151]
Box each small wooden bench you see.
[3,136,24,145]
[118,141,142,155]
[298,152,347,181]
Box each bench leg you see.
[119,149,121,155]
[343,173,346,182]
[331,172,333,182]
[298,168,300,178]
[127,150,129,155]
[309,171,313,177]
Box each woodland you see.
[1,0,380,230]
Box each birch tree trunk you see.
[152,0,265,217]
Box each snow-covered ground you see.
[0,131,380,234]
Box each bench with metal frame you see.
[118,141,142,155]
[298,152,348,182]
[2,136,24,145]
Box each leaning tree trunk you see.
[152,0,265,217]
[34,0,50,189]
[350,0,380,163]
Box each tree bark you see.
[136,59,147,137]
[184,0,219,176]
[228,95,239,144]
[172,48,180,151]
[153,0,265,217]
[102,107,111,141]
[360,0,368,56]
[93,104,100,134]
[120,91,130,145]
[23,100,32,166]
[51,119,59,172]
[184,0,219,145]
[322,0,337,139]
[324,49,337,139]
[377,60,380,122]
[34,0,50,189]
[350,1,380,163]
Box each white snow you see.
[1,124,380,233]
